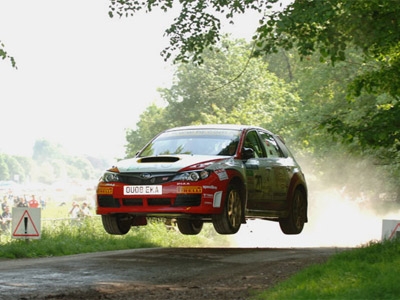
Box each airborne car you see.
[96,124,308,235]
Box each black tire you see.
[101,214,131,235]
[212,185,242,234]
[177,219,203,235]
[279,188,307,234]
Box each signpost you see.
[381,219,400,240]
[12,207,41,239]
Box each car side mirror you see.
[242,147,255,160]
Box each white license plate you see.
[123,185,162,195]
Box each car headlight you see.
[102,171,120,183]
[172,170,210,182]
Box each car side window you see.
[244,131,265,158]
[258,131,283,158]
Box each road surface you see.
[0,247,344,299]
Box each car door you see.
[243,130,273,210]
[258,131,291,210]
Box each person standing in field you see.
[80,202,92,218]
[69,202,81,219]
[1,206,12,233]
[28,195,39,208]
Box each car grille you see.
[122,198,143,206]
[118,172,176,185]
[174,194,201,206]
[98,195,120,207]
[98,195,201,208]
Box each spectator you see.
[1,206,12,233]
[39,196,46,209]
[80,202,92,218]
[17,197,28,207]
[69,202,81,219]
[28,195,39,208]
[1,198,9,212]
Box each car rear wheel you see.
[177,219,203,235]
[279,188,307,234]
[212,185,242,234]
[102,214,131,235]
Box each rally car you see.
[96,124,307,235]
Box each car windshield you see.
[139,129,241,157]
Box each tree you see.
[0,155,10,181]
[253,0,400,97]
[109,0,278,64]
[32,139,65,163]
[125,38,300,157]
[111,0,400,152]
[0,41,17,68]
[4,155,25,182]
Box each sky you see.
[0,0,261,162]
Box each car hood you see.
[115,155,228,173]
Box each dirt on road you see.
[0,247,344,300]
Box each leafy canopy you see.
[0,41,17,68]
[109,0,400,98]
[109,0,278,64]
[124,37,300,157]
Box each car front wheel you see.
[177,219,203,235]
[212,185,242,234]
[279,188,307,234]
[102,214,132,235]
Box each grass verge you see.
[252,238,400,300]
[0,217,230,259]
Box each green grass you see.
[0,200,230,258]
[252,238,400,300]
[0,217,230,258]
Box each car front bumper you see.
[96,176,228,217]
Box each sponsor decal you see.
[97,187,113,195]
[215,169,228,181]
[177,186,202,194]
[203,185,218,190]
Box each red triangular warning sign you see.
[12,209,40,237]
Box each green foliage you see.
[108,0,278,64]
[253,0,400,117]
[32,139,64,163]
[125,103,168,157]
[125,36,400,197]
[109,0,400,98]
[0,139,109,184]
[254,239,400,300]
[125,38,300,157]
[114,0,400,159]
[0,40,17,68]
[263,47,400,194]
[0,155,10,180]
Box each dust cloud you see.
[230,154,400,248]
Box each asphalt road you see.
[0,247,343,299]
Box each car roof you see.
[164,124,269,133]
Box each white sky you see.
[0,0,263,161]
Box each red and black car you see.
[96,124,308,235]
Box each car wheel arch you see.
[286,174,308,220]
